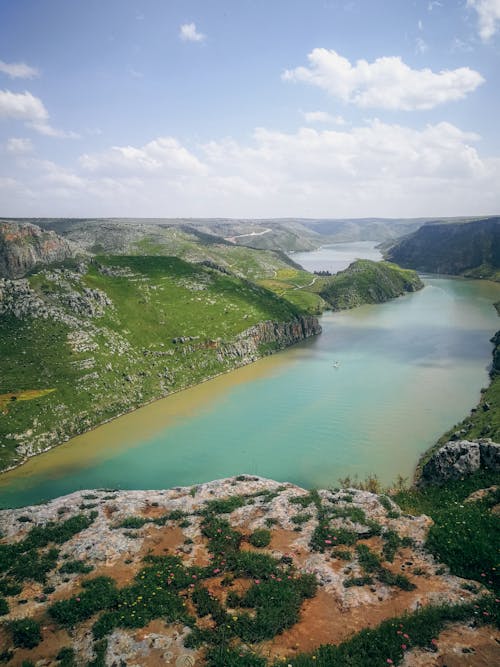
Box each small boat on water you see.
[332,361,340,368]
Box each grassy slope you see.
[317,259,423,310]
[0,255,302,471]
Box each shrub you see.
[49,577,118,627]
[0,596,8,615]
[248,529,271,548]
[115,516,148,529]
[356,544,381,573]
[10,618,42,648]
[377,568,416,591]
[56,647,76,667]
[59,559,94,575]
[291,513,312,525]
[204,495,246,514]
[344,576,373,588]
[382,530,403,563]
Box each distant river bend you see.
[1,242,499,508]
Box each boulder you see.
[420,439,500,486]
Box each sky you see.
[0,0,499,219]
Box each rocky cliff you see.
[0,476,494,666]
[385,217,500,280]
[218,316,321,363]
[0,221,80,279]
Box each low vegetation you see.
[318,260,423,310]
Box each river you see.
[1,242,499,508]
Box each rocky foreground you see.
[0,472,498,666]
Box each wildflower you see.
[387,660,393,664]
[401,644,407,650]
[403,633,409,639]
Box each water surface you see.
[292,241,382,273]
[1,245,499,508]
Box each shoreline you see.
[2,272,498,496]
[0,318,320,477]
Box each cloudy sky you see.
[0,0,499,218]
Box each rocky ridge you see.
[0,476,490,666]
[0,221,81,279]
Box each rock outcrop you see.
[0,220,80,278]
[419,439,500,486]
[218,316,321,363]
[0,477,486,665]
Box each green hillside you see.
[385,217,500,280]
[0,255,307,471]
[318,259,423,310]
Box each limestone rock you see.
[420,439,500,486]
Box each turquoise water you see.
[1,246,500,508]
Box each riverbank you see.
[0,253,321,473]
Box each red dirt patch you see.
[265,572,460,659]
[139,525,185,557]
[402,624,500,666]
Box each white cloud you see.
[301,110,346,125]
[428,1,443,11]
[179,23,206,42]
[5,119,499,218]
[5,137,34,154]
[0,60,39,79]
[418,20,424,30]
[0,89,79,138]
[28,121,80,139]
[467,0,500,41]
[79,136,205,174]
[283,49,484,110]
[0,89,48,120]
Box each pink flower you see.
[213,568,220,574]
[387,660,393,664]
[431,639,438,645]
[403,633,409,639]
[76,597,80,602]
[254,579,260,585]
[325,539,332,544]
[401,644,407,650]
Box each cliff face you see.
[319,259,423,311]
[0,221,79,278]
[385,217,500,279]
[218,316,321,363]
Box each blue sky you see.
[0,0,499,218]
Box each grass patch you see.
[395,470,500,594]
